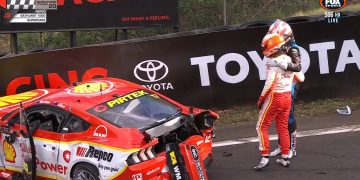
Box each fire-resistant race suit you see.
[268,41,303,157]
[256,54,294,157]
[286,42,302,151]
[288,70,304,152]
[264,18,303,158]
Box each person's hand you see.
[266,60,288,70]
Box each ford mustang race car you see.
[0,78,218,180]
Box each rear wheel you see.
[72,163,100,180]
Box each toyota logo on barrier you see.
[134,60,169,83]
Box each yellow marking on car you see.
[108,164,128,179]
[107,90,149,108]
[170,151,177,165]
[150,94,159,98]
[22,162,29,173]
[4,166,21,173]
[33,137,139,153]
[6,166,57,179]
[33,137,58,144]
[60,141,139,153]
[3,141,16,163]
[0,91,38,107]
[0,89,49,110]
[73,82,109,94]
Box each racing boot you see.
[289,131,297,158]
[276,155,290,167]
[254,156,269,170]
[288,149,297,159]
[269,146,281,157]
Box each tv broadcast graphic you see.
[0,0,360,180]
[0,0,178,32]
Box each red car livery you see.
[0,78,218,180]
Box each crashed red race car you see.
[0,77,218,180]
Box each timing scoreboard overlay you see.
[6,0,56,10]
[9,10,47,23]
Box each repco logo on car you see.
[76,146,114,162]
[133,60,174,91]
[320,0,347,10]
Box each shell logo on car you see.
[0,89,48,110]
[65,80,114,95]
[3,140,16,163]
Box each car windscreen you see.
[88,90,180,129]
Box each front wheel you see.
[72,163,100,180]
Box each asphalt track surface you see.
[207,111,360,180]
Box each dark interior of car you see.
[28,112,60,132]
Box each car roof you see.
[0,89,56,118]
[0,78,146,118]
[41,77,146,111]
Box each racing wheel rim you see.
[75,169,97,180]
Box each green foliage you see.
[17,33,41,52]
[226,0,322,25]
[77,30,115,46]
[126,27,174,39]
[0,34,10,53]
[216,96,360,126]
[0,1,358,53]
[43,32,70,49]
[179,0,223,31]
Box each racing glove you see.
[286,47,301,72]
[257,96,265,109]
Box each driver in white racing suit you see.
[263,19,304,158]
[255,33,295,169]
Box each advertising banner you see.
[0,0,179,32]
[0,15,359,108]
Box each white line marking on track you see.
[213,124,360,148]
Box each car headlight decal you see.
[126,146,157,165]
[146,146,155,159]
[139,149,148,161]
[131,152,141,164]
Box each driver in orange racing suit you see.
[264,19,303,159]
[254,33,297,169]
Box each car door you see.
[1,120,25,172]
[0,132,4,169]
[57,113,92,179]
[24,105,69,179]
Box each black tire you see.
[72,163,100,180]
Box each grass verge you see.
[215,96,360,127]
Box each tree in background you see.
[0,0,357,54]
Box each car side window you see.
[27,108,67,133]
[10,105,69,133]
[61,115,91,133]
